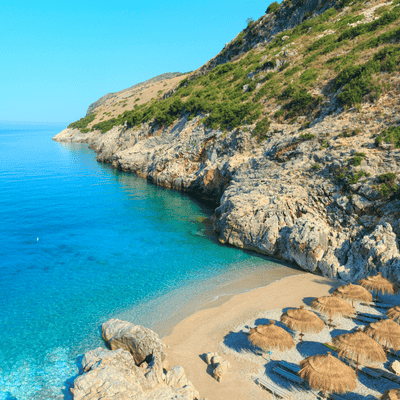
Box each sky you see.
[0,0,274,126]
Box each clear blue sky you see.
[1,0,273,126]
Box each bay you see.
[0,127,299,399]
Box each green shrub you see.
[378,172,397,197]
[68,113,97,132]
[300,133,315,140]
[252,116,271,142]
[312,163,320,170]
[266,2,280,14]
[338,8,400,42]
[284,66,302,77]
[348,170,366,184]
[375,126,400,148]
[350,152,366,166]
[300,68,318,85]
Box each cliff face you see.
[55,0,400,285]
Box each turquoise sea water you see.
[0,127,299,399]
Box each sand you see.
[162,273,344,400]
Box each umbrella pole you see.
[356,354,359,375]
[300,332,304,344]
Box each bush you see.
[252,116,271,142]
[378,172,397,197]
[68,113,97,132]
[266,2,280,14]
[300,133,315,140]
[350,152,366,166]
[300,68,318,85]
[375,126,400,148]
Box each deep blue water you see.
[0,127,298,399]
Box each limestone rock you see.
[102,319,166,365]
[390,360,400,375]
[71,348,199,400]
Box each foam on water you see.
[0,127,300,399]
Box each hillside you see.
[54,0,400,285]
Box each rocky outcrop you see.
[53,107,400,285]
[53,128,100,143]
[70,321,199,400]
[102,319,167,365]
[71,348,199,400]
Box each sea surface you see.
[0,127,300,399]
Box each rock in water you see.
[102,318,166,365]
[71,347,200,400]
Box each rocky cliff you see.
[55,0,400,285]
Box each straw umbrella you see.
[387,305,400,324]
[364,319,400,351]
[358,272,398,301]
[332,327,386,374]
[281,305,325,344]
[332,282,373,306]
[380,389,400,400]
[311,295,355,328]
[248,320,295,359]
[299,352,357,399]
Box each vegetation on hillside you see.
[69,0,400,136]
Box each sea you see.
[0,126,301,399]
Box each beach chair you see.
[328,393,348,400]
[350,314,377,323]
[356,312,382,320]
[361,301,392,309]
[257,377,292,399]
[359,366,381,379]
[279,360,301,374]
[378,369,400,384]
[274,367,304,384]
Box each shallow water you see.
[0,127,300,399]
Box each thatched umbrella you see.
[332,283,373,306]
[299,352,357,399]
[358,272,398,301]
[380,389,400,400]
[364,319,400,351]
[311,295,355,328]
[281,305,325,344]
[332,327,386,374]
[248,320,295,359]
[387,305,400,324]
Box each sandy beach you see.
[162,273,345,400]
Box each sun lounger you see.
[279,360,301,374]
[356,312,382,320]
[361,301,392,309]
[274,367,304,384]
[350,314,376,323]
[257,377,292,399]
[378,369,400,384]
[359,366,382,379]
[328,393,348,400]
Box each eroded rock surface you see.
[53,110,400,285]
[102,318,167,365]
[70,321,199,400]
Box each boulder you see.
[390,360,400,376]
[102,318,166,365]
[71,347,199,400]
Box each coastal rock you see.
[52,128,100,143]
[102,319,167,365]
[342,223,400,282]
[390,360,400,376]
[71,347,200,400]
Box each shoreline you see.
[162,273,344,400]
[112,256,305,338]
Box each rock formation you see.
[54,0,400,285]
[70,320,199,400]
